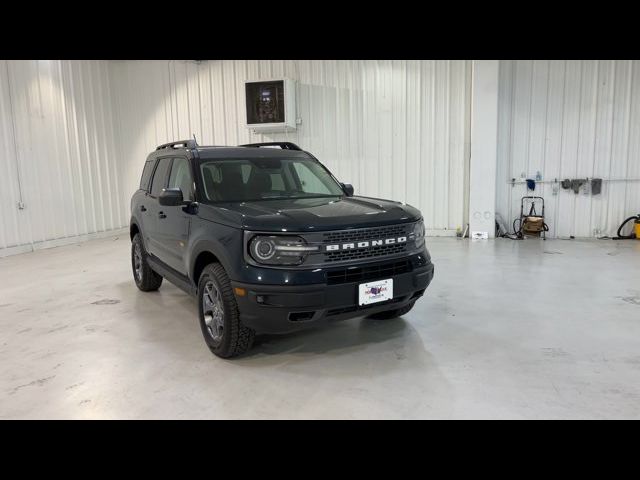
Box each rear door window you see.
[139,159,156,191]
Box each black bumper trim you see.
[231,262,434,334]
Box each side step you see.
[146,256,197,296]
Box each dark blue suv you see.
[130,140,434,358]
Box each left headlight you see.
[413,221,426,249]
[248,235,318,265]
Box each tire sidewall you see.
[131,234,144,289]
[197,266,231,354]
[131,233,163,292]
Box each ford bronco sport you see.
[130,140,434,358]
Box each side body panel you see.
[153,156,194,274]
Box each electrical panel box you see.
[245,79,296,133]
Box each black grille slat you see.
[326,260,411,286]
[326,297,404,317]
[321,224,411,263]
[322,224,408,243]
[324,244,406,262]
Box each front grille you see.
[321,224,410,263]
[322,224,408,243]
[326,260,412,285]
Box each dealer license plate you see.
[358,279,393,306]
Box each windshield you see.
[199,157,345,202]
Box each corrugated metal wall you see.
[497,60,640,238]
[0,59,470,256]
[110,60,471,234]
[0,60,122,254]
[4,59,639,254]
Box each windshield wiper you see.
[259,194,296,200]
[255,194,341,201]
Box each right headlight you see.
[248,235,319,265]
[413,221,426,249]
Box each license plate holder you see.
[358,279,393,306]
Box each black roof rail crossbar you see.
[156,139,198,151]
[239,142,302,151]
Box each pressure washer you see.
[513,196,549,240]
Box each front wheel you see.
[198,263,255,358]
[367,300,416,320]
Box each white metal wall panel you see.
[0,61,26,249]
[0,60,123,254]
[111,60,471,234]
[497,60,640,238]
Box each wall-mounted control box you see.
[245,79,296,133]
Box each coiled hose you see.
[612,215,639,240]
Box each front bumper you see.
[231,259,434,334]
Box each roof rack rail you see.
[239,142,302,151]
[156,139,198,151]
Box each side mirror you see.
[341,183,354,196]
[159,188,184,206]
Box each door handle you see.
[158,212,166,219]
[140,205,147,212]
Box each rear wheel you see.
[198,263,255,358]
[367,300,416,320]
[131,233,163,292]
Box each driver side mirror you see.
[159,188,184,206]
[341,183,354,196]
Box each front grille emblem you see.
[325,236,407,252]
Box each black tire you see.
[367,300,416,320]
[131,233,163,292]
[198,263,255,358]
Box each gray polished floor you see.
[1,234,639,419]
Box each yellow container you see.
[635,220,640,239]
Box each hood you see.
[198,195,421,232]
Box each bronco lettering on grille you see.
[325,236,407,252]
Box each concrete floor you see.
[1,234,640,419]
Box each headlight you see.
[413,221,426,249]
[249,235,318,265]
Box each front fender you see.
[187,220,242,282]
